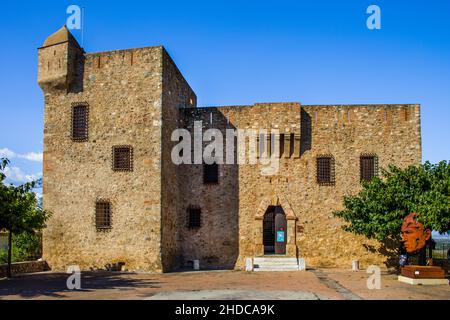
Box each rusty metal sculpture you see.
[399,213,446,283]
[401,212,431,254]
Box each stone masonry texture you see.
[38,27,421,272]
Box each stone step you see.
[253,261,298,266]
[253,257,298,263]
[254,265,300,271]
[254,264,299,269]
[250,256,305,272]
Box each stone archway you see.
[254,194,297,257]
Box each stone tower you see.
[39,26,196,272]
[38,25,84,92]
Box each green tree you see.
[334,161,450,247]
[0,158,51,277]
[0,231,42,264]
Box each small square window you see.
[96,201,111,229]
[203,163,218,184]
[316,156,335,186]
[187,208,201,229]
[112,146,133,171]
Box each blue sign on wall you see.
[276,231,285,242]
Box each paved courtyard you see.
[0,269,449,300]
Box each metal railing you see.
[433,242,450,259]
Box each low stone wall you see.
[0,261,49,278]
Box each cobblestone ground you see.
[0,269,448,300]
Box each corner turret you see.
[38,26,84,92]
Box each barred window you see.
[203,163,219,184]
[316,156,335,186]
[71,104,88,141]
[95,201,111,229]
[112,146,133,171]
[187,208,201,229]
[360,154,378,181]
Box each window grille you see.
[71,103,88,141]
[360,154,378,181]
[112,146,133,172]
[187,208,201,229]
[96,201,111,229]
[316,155,335,186]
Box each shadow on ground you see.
[0,272,161,299]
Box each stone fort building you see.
[38,26,421,272]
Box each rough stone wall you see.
[289,104,421,268]
[37,38,84,93]
[178,107,240,269]
[39,34,422,272]
[41,45,166,272]
[160,49,197,271]
[38,42,69,91]
[178,103,421,270]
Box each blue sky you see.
[0,0,449,187]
